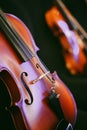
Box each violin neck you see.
[54,0,87,42]
[0,9,34,62]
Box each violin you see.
[0,8,77,130]
[45,0,87,75]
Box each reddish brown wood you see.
[0,12,77,129]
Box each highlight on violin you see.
[45,0,87,75]
[0,5,77,130]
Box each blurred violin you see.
[0,8,77,129]
[45,0,87,75]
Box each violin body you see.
[45,6,87,75]
[0,11,77,130]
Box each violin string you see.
[0,9,54,84]
[30,55,55,84]
[0,9,35,61]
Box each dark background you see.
[0,0,87,129]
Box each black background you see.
[0,0,87,129]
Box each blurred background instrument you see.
[45,0,87,75]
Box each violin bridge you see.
[30,71,50,84]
